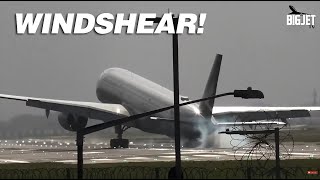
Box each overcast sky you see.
[0,1,319,121]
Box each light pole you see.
[275,127,280,179]
[171,16,182,179]
[146,14,182,178]
[76,130,84,180]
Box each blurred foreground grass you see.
[0,159,319,179]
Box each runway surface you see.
[0,136,319,164]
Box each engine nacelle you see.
[58,113,88,131]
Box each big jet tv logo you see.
[287,5,316,28]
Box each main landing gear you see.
[110,125,130,148]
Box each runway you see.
[0,137,319,164]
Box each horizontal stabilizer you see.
[212,106,320,123]
[215,121,286,126]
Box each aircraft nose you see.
[99,68,117,80]
[96,68,123,104]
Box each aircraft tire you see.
[110,138,129,148]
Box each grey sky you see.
[0,1,319,121]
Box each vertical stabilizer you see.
[199,54,222,118]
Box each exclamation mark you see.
[197,13,207,34]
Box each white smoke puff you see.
[195,116,219,148]
[206,116,248,148]
[211,126,247,148]
[201,126,232,148]
[196,120,209,148]
[193,116,250,149]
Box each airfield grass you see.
[0,159,319,179]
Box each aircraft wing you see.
[212,106,320,123]
[0,94,130,121]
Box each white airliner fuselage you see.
[96,68,208,146]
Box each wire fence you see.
[0,166,319,179]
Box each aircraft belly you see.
[135,119,202,140]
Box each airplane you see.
[1,54,320,148]
[289,5,307,15]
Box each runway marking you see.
[55,160,77,163]
[125,157,152,160]
[13,149,33,152]
[158,156,189,159]
[0,159,30,163]
[72,152,104,155]
[90,158,116,161]
[162,151,211,155]
[149,148,173,151]
[233,153,265,157]
[182,149,212,152]
[192,154,221,157]
[182,152,211,154]
[212,152,230,155]
[283,153,317,156]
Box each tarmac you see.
[0,136,318,164]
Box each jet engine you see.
[58,113,88,131]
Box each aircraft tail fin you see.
[199,54,222,119]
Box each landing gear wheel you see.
[110,125,130,148]
[110,138,129,149]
